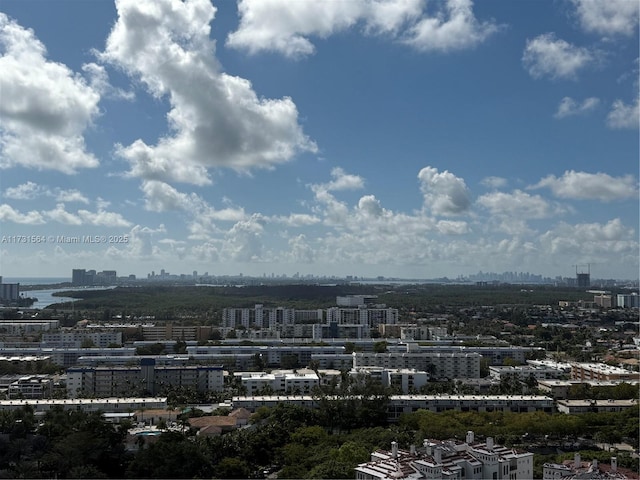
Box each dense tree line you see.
[47,284,596,323]
[0,401,636,479]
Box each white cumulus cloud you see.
[227,0,498,58]
[570,0,639,37]
[55,189,90,204]
[554,96,600,118]
[0,204,45,224]
[522,33,597,80]
[606,97,640,129]
[402,0,500,52]
[530,170,638,202]
[540,218,637,259]
[0,13,100,173]
[480,176,507,189]
[418,166,471,216]
[101,0,316,185]
[4,182,44,200]
[78,209,132,227]
[477,190,557,219]
[323,167,366,192]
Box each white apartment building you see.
[223,305,309,329]
[0,347,136,367]
[355,432,534,480]
[353,352,481,379]
[221,302,397,339]
[0,320,59,335]
[41,330,122,348]
[402,344,540,366]
[617,293,639,308]
[233,370,320,395]
[326,306,398,329]
[350,367,429,393]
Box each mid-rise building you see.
[617,293,639,309]
[350,367,429,393]
[7,375,54,399]
[353,352,481,379]
[187,344,345,368]
[66,359,224,398]
[234,369,320,395]
[42,330,122,348]
[221,302,398,339]
[336,295,378,307]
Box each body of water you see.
[19,285,115,309]
[3,277,70,286]
[21,288,80,309]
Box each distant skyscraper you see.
[576,273,590,288]
[72,269,86,286]
[575,264,591,288]
[0,276,20,304]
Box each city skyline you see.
[1,0,638,280]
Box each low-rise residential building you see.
[355,431,534,480]
[556,399,638,414]
[231,395,554,420]
[386,395,554,420]
[0,397,168,412]
[537,380,639,399]
[489,365,566,382]
[0,355,54,373]
[570,363,639,382]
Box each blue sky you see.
[0,0,638,280]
